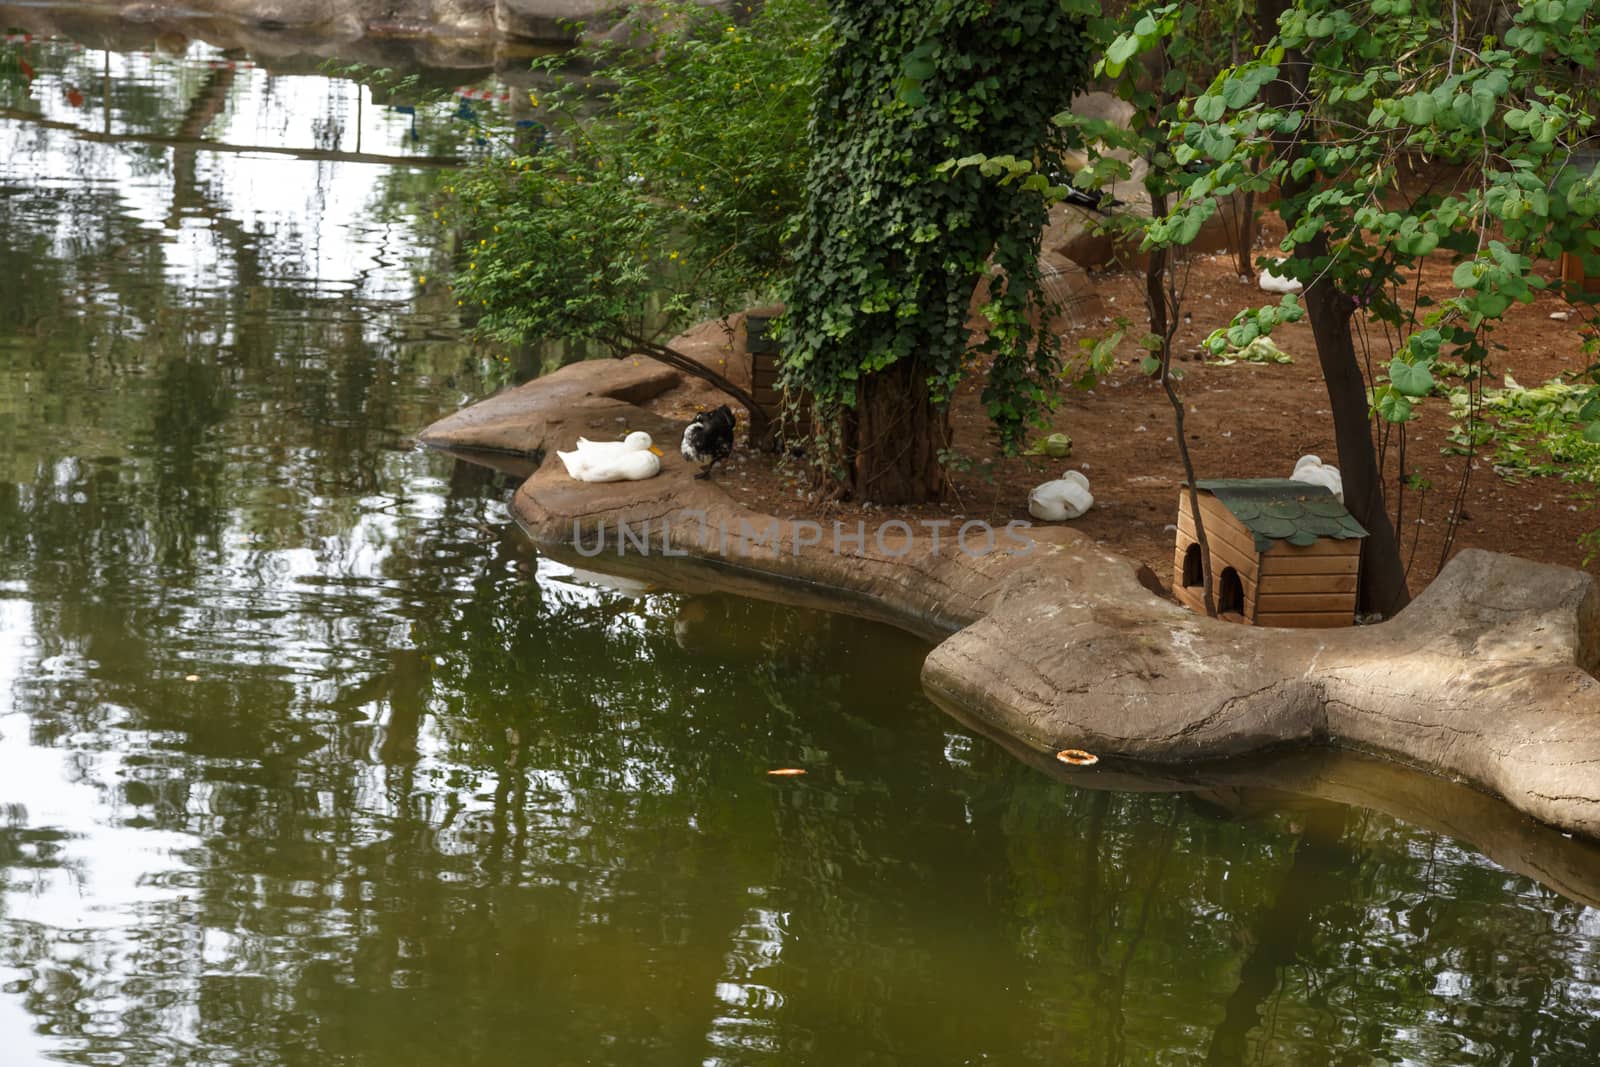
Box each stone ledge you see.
[420,354,1600,842]
[418,357,679,456]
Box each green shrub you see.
[447,0,827,420]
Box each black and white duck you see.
[680,405,736,480]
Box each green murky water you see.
[2,33,1600,1067]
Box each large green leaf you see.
[1399,93,1437,125]
[1452,260,1483,288]
[1376,389,1415,423]
[1389,359,1435,398]
[1105,34,1139,73]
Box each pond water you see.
[2,33,1600,1067]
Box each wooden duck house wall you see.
[747,313,784,418]
[1173,488,1363,628]
[745,311,811,435]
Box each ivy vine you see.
[780,0,1095,486]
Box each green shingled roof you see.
[1193,479,1369,553]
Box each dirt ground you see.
[647,238,1598,600]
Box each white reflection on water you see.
[0,35,501,1062]
[0,707,201,923]
[703,899,789,1066]
[0,973,51,1066]
[6,43,457,304]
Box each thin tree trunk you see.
[1300,243,1412,616]
[1148,197,1215,616]
[1142,41,1216,616]
[1258,0,1411,616]
[1233,188,1258,279]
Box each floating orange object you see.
[766,768,806,777]
[1055,749,1099,767]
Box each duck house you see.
[747,312,784,417]
[1173,479,1368,628]
[746,310,810,436]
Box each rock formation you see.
[421,352,1600,843]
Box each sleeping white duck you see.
[557,431,662,483]
[1258,261,1304,294]
[1028,470,1093,522]
[1289,454,1343,503]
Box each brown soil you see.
[647,244,1598,599]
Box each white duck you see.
[1028,470,1094,521]
[1290,454,1343,502]
[557,431,662,482]
[1258,262,1304,294]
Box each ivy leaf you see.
[898,80,927,107]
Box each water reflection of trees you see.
[1,34,1598,1067]
[5,313,1599,1067]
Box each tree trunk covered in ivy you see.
[782,0,1092,503]
[851,358,950,503]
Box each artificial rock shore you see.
[421,355,1600,844]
